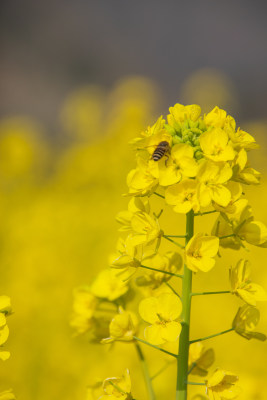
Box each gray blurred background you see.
[1,0,267,130]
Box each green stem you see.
[134,336,178,358]
[219,234,236,240]
[186,382,206,386]
[194,210,218,216]
[165,282,181,298]
[151,361,174,380]
[176,210,194,400]
[190,328,234,344]
[135,342,156,400]
[163,235,185,249]
[187,362,197,375]
[154,192,165,199]
[164,235,187,238]
[191,290,231,296]
[140,264,183,279]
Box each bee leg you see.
[165,154,170,167]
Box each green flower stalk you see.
[72,104,267,400]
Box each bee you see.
[151,141,170,162]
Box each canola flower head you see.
[206,368,241,400]
[139,293,182,345]
[229,259,267,306]
[185,233,219,273]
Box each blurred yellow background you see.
[0,73,267,400]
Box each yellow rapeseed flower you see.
[167,104,202,130]
[232,304,266,341]
[127,158,158,196]
[102,307,138,344]
[0,391,15,400]
[188,342,215,376]
[233,149,260,185]
[214,201,267,249]
[206,368,241,400]
[185,233,219,272]
[212,181,243,215]
[148,143,198,186]
[197,160,233,207]
[139,293,182,345]
[70,287,98,335]
[101,369,132,400]
[116,197,150,232]
[91,269,129,301]
[200,127,236,162]
[165,179,200,213]
[229,259,267,306]
[110,237,142,270]
[128,211,163,248]
[0,296,12,361]
[135,251,182,289]
[204,106,228,128]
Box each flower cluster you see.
[128,105,260,217]
[72,104,266,400]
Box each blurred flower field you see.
[0,74,267,400]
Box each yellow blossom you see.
[200,127,235,162]
[185,233,219,272]
[206,369,241,400]
[167,104,202,130]
[148,143,198,187]
[135,251,182,289]
[110,237,142,270]
[233,149,260,185]
[165,179,200,213]
[204,106,228,128]
[229,259,267,306]
[91,269,129,301]
[102,307,138,343]
[0,296,12,361]
[188,342,215,376]
[130,115,167,150]
[0,391,15,400]
[229,127,258,151]
[101,369,132,400]
[139,293,182,345]
[0,296,12,315]
[197,160,233,207]
[116,197,150,232]
[214,201,267,249]
[70,287,98,335]
[127,157,158,196]
[128,211,163,248]
[232,304,266,341]
[213,181,243,214]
